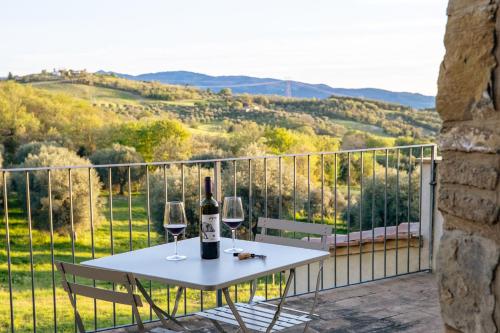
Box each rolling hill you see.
[102,70,435,109]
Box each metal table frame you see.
[82,238,328,333]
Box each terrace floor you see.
[108,272,443,333]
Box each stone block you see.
[438,185,499,224]
[440,152,499,189]
[437,229,500,332]
[437,3,497,122]
[439,124,499,153]
[447,0,492,16]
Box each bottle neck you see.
[204,177,212,199]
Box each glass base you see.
[166,254,187,261]
[224,247,244,254]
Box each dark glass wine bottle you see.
[200,176,220,259]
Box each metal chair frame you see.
[55,261,181,333]
[201,218,331,333]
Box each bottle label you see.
[201,214,220,242]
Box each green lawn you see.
[0,193,283,332]
[30,82,146,105]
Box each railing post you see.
[421,148,441,272]
[213,161,223,307]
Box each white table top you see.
[81,237,329,290]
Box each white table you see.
[82,237,329,332]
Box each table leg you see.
[248,279,257,304]
[171,286,184,317]
[222,288,250,333]
[303,261,323,332]
[265,268,295,333]
[135,279,186,330]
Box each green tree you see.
[13,141,60,165]
[90,144,145,195]
[264,128,297,154]
[344,167,420,231]
[7,72,14,80]
[108,119,190,162]
[14,145,101,234]
[218,88,232,97]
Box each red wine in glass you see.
[164,201,187,261]
[166,224,186,236]
[222,197,244,254]
[222,218,243,229]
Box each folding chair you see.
[249,217,333,332]
[55,261,179,333]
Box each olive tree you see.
[344,167,421,231]
[90,144,145,195]
[13,141,60,164]
[15,145,101,234]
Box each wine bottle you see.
[200,176,220,259]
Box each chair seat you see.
[196,302,312,332]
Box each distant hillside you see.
[101,70,435,109]
[12,71,441,140]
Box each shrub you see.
[149,165,200,237]
[90,144,145,195]
[15,146,101,234]
[14,141,60,165]
[343,167,420,231]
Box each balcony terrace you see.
[0,144,443,332]
[109,272,441,333]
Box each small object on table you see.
[233,252,266,260]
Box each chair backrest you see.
[55,261,142,307]
[255,218,332,251]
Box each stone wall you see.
[436,0,500,332]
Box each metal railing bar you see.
[307,154,311,293]
[347,152,351,286]
[233,160,238,303]
[198,163,204,312]
[145,166,153,320]
[181,163,187,315]
[88,168,97,331]
[25,172,36,333]
[395,150,400,275]
[48,170,57,333]
[107,168,117,326]
[359,152,363,283]
[383,150,388,278]
[278,157,283,296]
[371,151,376,281]
[333,153,338,288]
[248,159,252,241]
[292,156,297,295]
[3,172,14,333]
[407,148,412,273]
[320,153,325,289]
[68,169,78,333]
[428,146,436,271]
[126,167,134,323]
[163,164,170,314]
[264,158,268,300]
[418,146,424,271]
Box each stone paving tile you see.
[105,272,443,333]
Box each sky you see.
[1,0,448,96]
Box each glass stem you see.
[174,235,178,256]
[232,229,236,249]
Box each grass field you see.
[0,193,286,333]
[31,82,146,105]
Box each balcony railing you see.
[0,144,437,333]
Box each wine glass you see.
[164,201,188,261]
[222,196,244,253]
